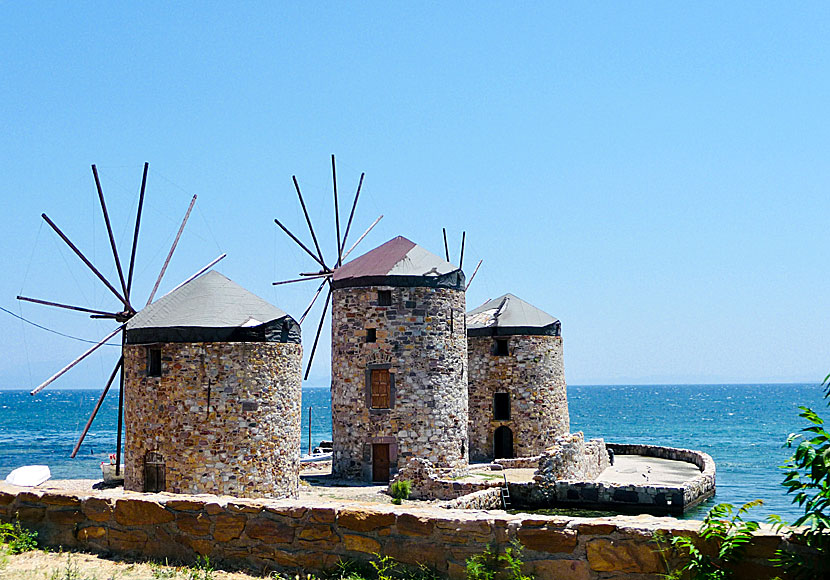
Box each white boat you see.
[300,451,332,463]
[5,465,51,487]
[101,462,125,483]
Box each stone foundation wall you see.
[513,445,716,516]
[123,341,302,499]
[391,458,502,501]
[440,488,504,510]
[0,484,800,580]
[534,433,609,482]
[494,456,542,469]
[331,285,468,480]
[467,334,569,462]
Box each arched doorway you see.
[494,426,513,459]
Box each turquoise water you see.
[0,383,825,521]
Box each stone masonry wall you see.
[512,445,716,516]
[124,342,302,499]
[331,285,468,479]
[467,334,569,462]
[0,483,804,580]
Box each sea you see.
[0,383,826,522]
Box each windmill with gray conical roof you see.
[123,270,302,498]
[466,293,569,461]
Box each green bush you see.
[668,500,762,580]
[466,541,532,580]
[0,516,38,554]
[389,480,412,501]
[769,377,830,577]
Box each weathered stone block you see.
[82,497,113,522]
[338,509,396,532]
[342,533,381,554]
[76,525,107,541]
[396,514,434,536]
[114,499,174,526]
[298,524,335,541]
[586,538,661,573]
[41,494,81,507]
[166,499,207,511]
[176,513,211,536]
[245,517,294,544]
[516,527,578,553]
[531,559,590,580]
[214,513,247,542]
[47,509,85,525]
[108,527,149,552]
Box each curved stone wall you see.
[123,342,302,498]
[467,334,569,461]
[331,285,468,479]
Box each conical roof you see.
[126,270,300,344]
[332,236,465,290]
[467,293,561,337]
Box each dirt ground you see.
[0,549,275,580]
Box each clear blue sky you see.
[2,3,829,389]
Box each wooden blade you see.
[41,213,130,310]
[339,172,364,267]
[274,217,329,270]
[341,215,383,263]
[459,231,466,269]
[16,295,119,318]
[146,194,197,306]
[293,175,326,267]
[465,259,483,291]
[92,165,130,308]
[304,287,331,380]
[273,273,329,286]
[30,325,124,395]
[70,357,123,458]
[332,155,343,267]
[443,228,450,262]
[126,162,149,298]
[299,279,327,324]
[161,254,226,299]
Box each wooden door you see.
[143,451,166,492]
[372,443,390,482]
[370,369,391,408]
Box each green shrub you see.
[768,377,830,577]
[669,500,762,580]
[466,541,532,580]
[389,480,412,501]
[0,516,38,554]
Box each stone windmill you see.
[17,163,224,474]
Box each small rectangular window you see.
[378,290,392,306]
[147,347,162,377]
[494,392,510,420]
[366,328,377,343]
[370,369,391,409]
[494,338,509,356]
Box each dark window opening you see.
[494,392,511,420]
[494,426,514,459]
[366,328,377,343]
[494,338,509,356]
[370,369,391,409]
[147,347,162,377]
[378,290,392,306]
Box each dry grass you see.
[0,549,275,580]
